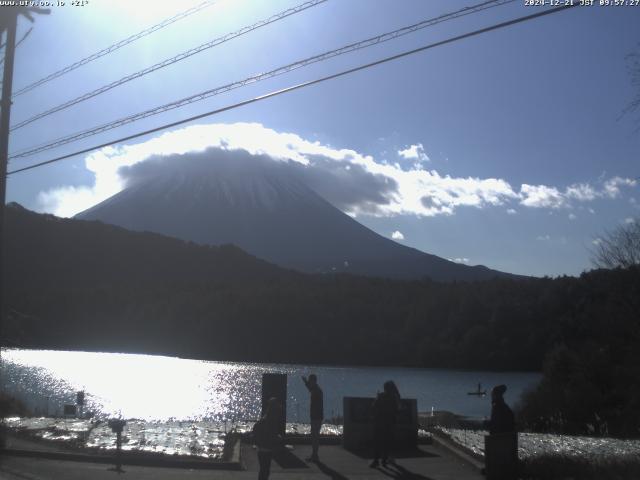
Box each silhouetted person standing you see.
[488,384,514,434]
[483,385,517,480]
[253,398,283,480]
[370,380,400,468]
[302,374,323,462]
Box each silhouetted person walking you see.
[302,374,323,462]
[253,398,283,480]
[370,380,400,468]
[487,384,514,434]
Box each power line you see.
[0,26,33,70]
[15,26,33,49]
[0,26,32,51]
[7,3,578,177]
[10,0,328,132]
[9,0,515,158]
[11,0,217,98]
[0,27,32,68]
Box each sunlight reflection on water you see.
[2,349,277,421]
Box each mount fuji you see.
[76,150,511,281]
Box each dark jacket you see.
[372,391,398,427]
[488,399,515,434]
[253,417,281,451]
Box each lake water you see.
[1,349,541,422]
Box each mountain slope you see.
[77,150,511,281]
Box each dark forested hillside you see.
[3,204,639,380]
[517,266,640,437]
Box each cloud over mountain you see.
[37,123,637,219]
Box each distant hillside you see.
[4,204,638,378]
[76,150,515,282]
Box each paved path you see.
[1,442,483,480]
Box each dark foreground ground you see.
[1,437,483,480]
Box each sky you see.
[2,0,639,277]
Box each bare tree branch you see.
[591,218,640,269]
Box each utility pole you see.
[0,5,50,337]
[0,11,19,259]
[0,6,49,447]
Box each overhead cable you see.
[9,0,515,158]
[0,27,33,68]
[7,3,578,176]
[11,0,217,97]
[10,0,328,131]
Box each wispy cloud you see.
[35,123,639,219]
[519,178,636,210]
[520,184,565,209]
[398,143,429,163]
[604,177,637,198]
[565,183,598,202]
